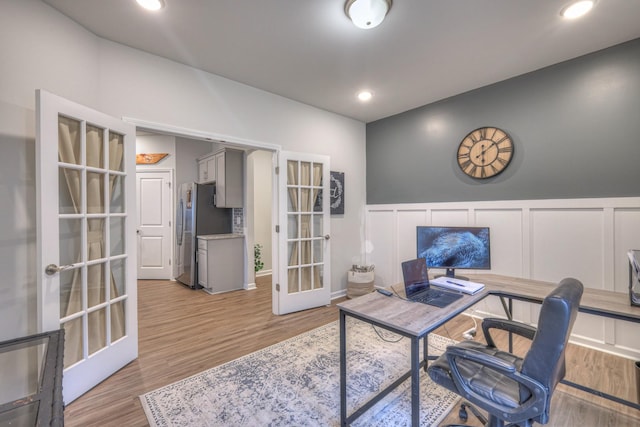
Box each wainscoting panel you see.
[365,197,640,359]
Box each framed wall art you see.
[330,171,344,215]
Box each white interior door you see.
[36,90,138,404]
[136,170,173,279]
[274,151,331,315]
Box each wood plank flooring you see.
[64,279,640,426]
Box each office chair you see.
[427,278,584,427]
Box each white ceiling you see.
[42,0,640,123]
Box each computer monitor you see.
[416,226,491,279]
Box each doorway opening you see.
[130,119,279,296]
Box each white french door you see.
[36,90,138,404]
[274,151,331,315]
[136,170,173,280]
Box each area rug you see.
[140,318,459,426]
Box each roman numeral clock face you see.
[457,127,514,179]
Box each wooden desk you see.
[338,274,640,426]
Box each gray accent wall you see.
[366,38,640,204]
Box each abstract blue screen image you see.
[417,226,491,270]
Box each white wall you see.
[135,134,176,170]
[0,0,366,340]
[366,197,640,359]
[248,150,273,274]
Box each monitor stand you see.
[434,268,469,281]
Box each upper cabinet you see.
[198,153,217,184]
[197,148,244,208]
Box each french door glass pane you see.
[109,132,124,172]
[288,242,298,266]
[111,301,125,342]
[87,219,105,261]
[59,218,81,266]
[86,172,104,213]
[313,215,322,237]
[86,125,104,169]
[287,215,298,239]
[314,163,323,184]
[111,258,126,296]
[58,116,80,165]
[58,168,81,214]
[110,217,125,256]
[288,268,299,294]
[313,240,323,263]
[314,265,324,289]
[300,162,310,186]
[110,174,124,213]
[59,269,78,318]
[88,309,106,356]
[287,160,298,185]
[300,188,311,212]
[313,189,323,212]
[301,266,312,291]
[87,263,106,306]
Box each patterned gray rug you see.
[140,318,459,426]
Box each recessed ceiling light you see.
[357,91,373,102]
[136,0,165,11]
[561,1,594,19]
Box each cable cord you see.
[390,285,408,301]
[371,324,404,343]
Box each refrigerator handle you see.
[176,199,184,245]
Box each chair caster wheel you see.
[459,403,469,422]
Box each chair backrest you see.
[521,277,584,423]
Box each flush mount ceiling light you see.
[561,0,595,19]
[345,0,392,29]
[136,0,165,11]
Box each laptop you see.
[401,258,463,308]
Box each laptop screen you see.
[402,258,430,298]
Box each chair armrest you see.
[445,344,548,424]
[482,318,537,348]
[446,345,516,374]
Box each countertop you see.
[197,233,244,240]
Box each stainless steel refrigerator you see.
[175,182,233,288]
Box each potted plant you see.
[254,243,264,273]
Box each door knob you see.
[324,235,330,240]
[45,263,74,276]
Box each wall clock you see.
[457,127,514,179]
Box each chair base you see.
[443,401,534,427]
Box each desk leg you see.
[340,310,347,426]
[422,335,428,372]
[411,336,420,426]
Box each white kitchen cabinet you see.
[215,148,244,208]
[197,238,208,288]
[197,153,217,184]
[196,148,243,207]
[196,234,244,294]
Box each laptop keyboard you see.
[412,288,463,308]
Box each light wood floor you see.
[64,278,640,426]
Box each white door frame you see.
[123,117,281,296]
[136,168,174,280]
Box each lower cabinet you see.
[197,239,208,288]
[197,235,244,294]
